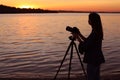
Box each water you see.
[0,13,120,78]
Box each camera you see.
[66,26,80,34]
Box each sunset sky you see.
[0,0,120,12]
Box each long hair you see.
[89,12,104,40]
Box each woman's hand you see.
[72,33,81,42]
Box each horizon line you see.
[0,4,120,13]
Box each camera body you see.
[66,26,80,34]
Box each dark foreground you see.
[0,74,119,80]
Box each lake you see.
[0,13,120,78]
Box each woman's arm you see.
[72,32,86,42]
[78,33,86,41]
[72,27,86,42]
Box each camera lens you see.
[66,26,73,33]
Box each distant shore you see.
[0,4,120,14]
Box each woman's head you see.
[89,12,101,27]
[88,12,103,40]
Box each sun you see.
[19,5,33,9]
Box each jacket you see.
[79,30,105,65]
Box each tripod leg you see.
[74,43,87,79]
[53,42,73,80]
[68,42,74,79]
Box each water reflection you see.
[0,13,120,78]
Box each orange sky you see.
[0,0,120,12]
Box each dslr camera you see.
[66,26,80,34]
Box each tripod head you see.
[69,36,76,41]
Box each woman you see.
[74,12,105,80]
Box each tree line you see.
[0,4,58,13]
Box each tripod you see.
[54,36,87,80]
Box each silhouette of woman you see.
[73,12,105,80]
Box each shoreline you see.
[0,74,119,80]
